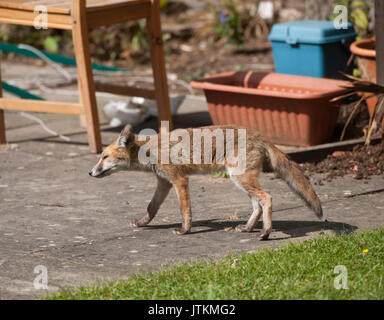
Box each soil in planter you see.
[299,140,384,183]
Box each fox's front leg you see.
[172,176,192,235]
[131,176,172,227]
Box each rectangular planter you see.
[190,71,350,146]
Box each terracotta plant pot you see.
[190,71,350,146]
[350,38,383,127]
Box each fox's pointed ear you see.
[117,124,134,148]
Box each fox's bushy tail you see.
[265,143,323,220]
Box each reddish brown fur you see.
[90,125,323,240]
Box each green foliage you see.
[353,67,361,78]
[126,21,149,53]
[0,1,174,64]
[43,35,60,53]
[214,170,229,178]
[182,69,206,83]
[332,0,374,39]
[159,0,169,9]
[214,0,268,48]
[47,228,384,300]
[215,0,245,47]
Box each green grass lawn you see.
[48,228,384,300]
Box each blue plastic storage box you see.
[269,20,356,78]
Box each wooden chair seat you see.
[0,0,172,153]
[0,0,154,29]
[0,0,151,14]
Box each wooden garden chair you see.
[0,0,172,153]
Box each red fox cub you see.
[89,124,323,240]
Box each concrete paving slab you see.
[0,61,383,300]
[3,111,73,131]
[1,143,383,299]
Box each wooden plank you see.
[72,0,102,153]
[375,0,384,85]
[146,0,172,130]
[0,107,4,143]
[94,82,156,99]
[0,59,5,144]
[286,137,382,163]
[0,0,151,14]
[85,0,151,12]
[0,98,83,114]
[86,3,150,28]
[0,0,71,14]
[0,7,72,29]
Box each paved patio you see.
[0,62,383,299]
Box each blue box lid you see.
[268,20,356,45]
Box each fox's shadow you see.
[144,219,358,239]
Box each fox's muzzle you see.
[89,166,105,177]
[89,160,117,178]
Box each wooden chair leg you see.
[146,0,172,130]
[72,0,102,153]
[0,110,5,145]
[0,60,6,144]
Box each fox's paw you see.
[173,227,190,235]
[235,224,252,233]
[130,218,148,228]
[258,230,271,241]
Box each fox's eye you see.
[102,155,108,160]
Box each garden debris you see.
[334,74,384,145]
[332,151,349,157]
[0,144,19,151]
[102,95,185,127]
[301,140,384,182]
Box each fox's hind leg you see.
[229,170,272,240]
[172,175,192,235]
[235,195,262,233]
[258,192,272,240]
[131,176,172,227]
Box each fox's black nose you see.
[88,171,93,176]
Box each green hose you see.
[0,42,131,72]
[1,81,45,100]
[0,41,132,100]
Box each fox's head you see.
[89,125,136,178]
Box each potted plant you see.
[350,39,378,119]
[334,1,382,127]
